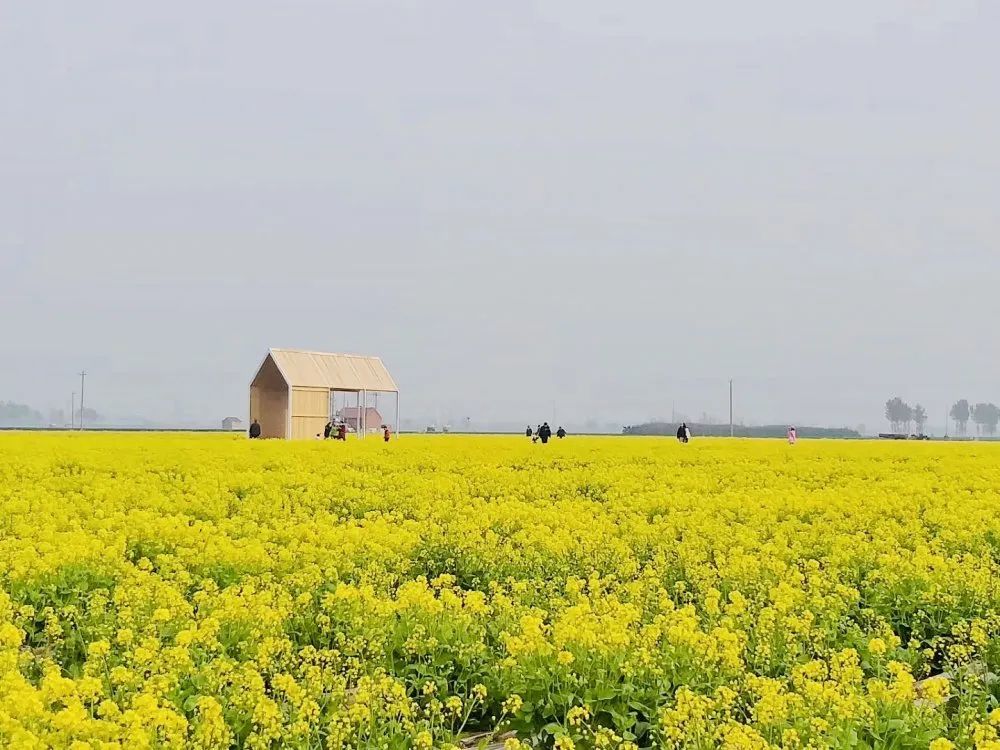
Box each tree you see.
[972,403,1000,436]
[950,399,971,435]
[74,407,101,424]
[912,404,927,435]
[973,403,988,436]
[986,404,1000,436]
[0,401,43,426]
[884,397,912,433]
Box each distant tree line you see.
[884,397,1000,436]
[0,401,102,427]
[949,398,999,436]
[0,401,44,426]
[883,398,927,434]
[623,422,861,439]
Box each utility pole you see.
[729,379,734,437]
[79,371,86,430]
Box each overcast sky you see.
[2,1,998,428]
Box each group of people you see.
[674,421,798,444]
[322,421,349,441]
[251,419,393,441]
[251,416,797,445]
[527,423,567,443]
[322,421,392,442]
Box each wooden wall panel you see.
[289,388,329,440]
[291,416,327,440]
[291,388,329,418]
[249,355,290,439]
[250,385,288,439]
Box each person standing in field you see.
[787,426,797,444]
[337,422,347,441]
[323,421,333,439]
[383,425,391,442]
[676,423,689,443]
[526,425,533,438]
[685,423,692,442]
[556,426,567,439]
[249,419,261,439]
[539,422,552,444]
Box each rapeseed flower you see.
[2,433,1000,747]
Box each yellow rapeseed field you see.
[2,433,1000,750]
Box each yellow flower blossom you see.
[1,433,999,747]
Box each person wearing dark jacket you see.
[539,422,552,444]
[323,421,333,439]
[249,419,262,439]
[526,425,533,438]
[676,423,689,443]
[556,426,567,439]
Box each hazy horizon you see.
[3,1,998,430]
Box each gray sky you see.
[2,0,998,428]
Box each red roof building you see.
[337,406,384,433]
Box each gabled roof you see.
[338,406,384,421]
[264,348,398,392]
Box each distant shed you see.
[249,348,399,440]
[338,407,384,434]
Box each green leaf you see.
[590,685,618,701]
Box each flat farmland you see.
[1,434,999,749]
